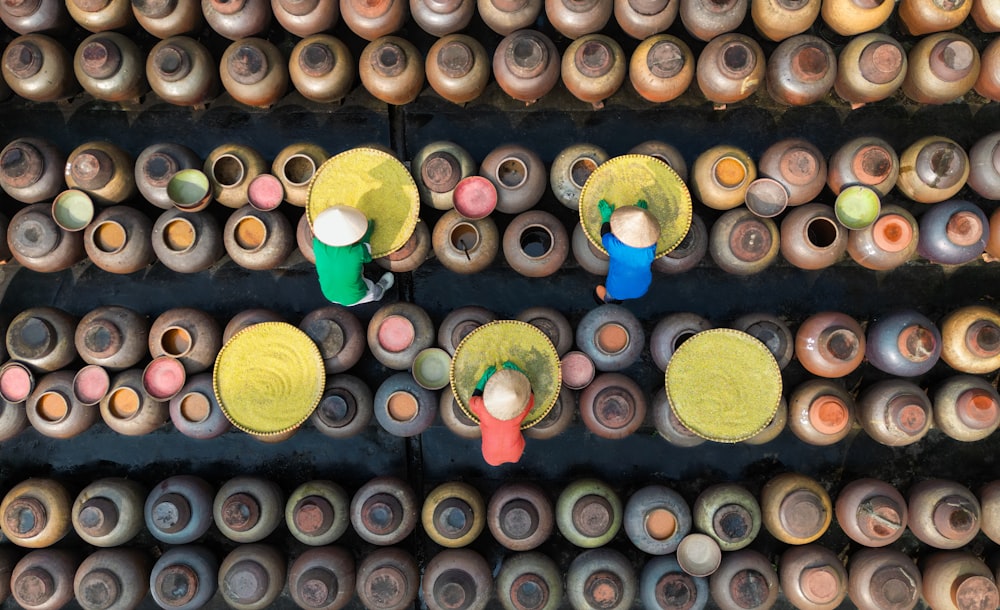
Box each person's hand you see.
[501,360,525,373]
[475,365,497,392]
[598,199,615,223]
[636,199,648,209]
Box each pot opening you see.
[497,157,528,189]
[36,391,68,423]
[520,225,553,259]
[161,326,193,358]
[283,154,317,186]
[386,391,418,422]
[213,153,246,187]
[596,322,629,354]
[108,387,140,419]
[235,216,268,251]
[806,217,838,248]
[164,218,196,253]
[180,392,211,423]
[450,222,480,252]
[570,158,598,188]
[94,220,127,254]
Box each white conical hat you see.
[483,369,531,421]
[610,206,661,249]
[313,205,368,246]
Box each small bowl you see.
[0,361,34,403]
[676,533,722,577]
[73,364,110,406]
[142,356,187,401]
[453,176,497,220]
[561,350,595,390]
[745,178,789,218]
[835,185,881,230]
[52,189,95,231]
[247,173,284,211]
[412,347,452,390]
[167,169,212,212]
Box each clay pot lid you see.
[676,533,722,577]
[955,576,1000,610]
[835,185,881,229]
[412,347,451,390]
[561,350,595,390]
[377,315,415,353]
[744,178,788,218]
[247,173,284,211]
[51,189,94,232]
[808,396,850,435]
[452,176,497,220]
[143,356,187,401]
[872,214,913,253]
[73,364,110,405]
[0,361,33,403]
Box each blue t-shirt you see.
[603,233,656,300]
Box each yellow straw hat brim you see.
[665,328,782,442]
[450,320,562,430]
[307,147,420,258]
[579,154,692,258]
[213,322,326,436]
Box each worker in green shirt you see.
[312,205,394,306]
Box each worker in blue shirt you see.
[595,199,660,303]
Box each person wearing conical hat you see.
[469,360,535,466]
[312,205,395,306]
[595,199,661,303]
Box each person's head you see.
[610,206,660,249]
[313,205,368,246]
[483,368,531,420]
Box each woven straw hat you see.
[483,369,532,420]
[313,205,368,246]
[611,206,661,248]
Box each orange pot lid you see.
[579,154,692,259]
[306,147,419,258]
[214,322,325,436]
[666,329,782,442]
[450,320,561,430]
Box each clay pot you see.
[897,136,969,204]
[412,141,475,211]
[709,550,778,610]
[546,0,611,38]
[579,372,646,439]
[439,390,480,439]
[752,0,819,41]
[480,143,546,213]
[487,482,553,551]
[359,35,424,105]
[350,476,418,545]
[74,548,150,610]
[922,552,999,610]
[299,306,365,373]
[827,136,898,196]
[7,307,77,373]
[432,209,499,273]
[12,549,76,610]
[555,478,622,548]
[149,546,217,610]
[623,484,690,555]
[744,396,788,445]
[847,204,919,271]
[135,143,201,209]
[779,545,848,610]
[285,480,350,546]
[1,478,71,548]
[202,0,270,39]
[493,30,560,104]
[223,206,294,270]
[367,302,434,370]
[71,478,145,547]
[899,0,971,35]
[980,480,1000,545]
[311,374,372,438]
[411,0,473,35]
[567,549,636,610]
[100,369,168,435]
[2,34,77,102]
[835,33,907,106]
[26,371,96,438]
[375,217,430,272]
[356,548,419,610]
[0,397,28,441]
[517,306,573,356]
[649,312,711,371]
[562,34,626,109]
[572,221,610,275]
[422,549,492,610]
[866,310,941,377]
[421,481,485,548]
[272,142,327,207]
[692,483,760,551]
[169,372,231,439]
[680,0,746,41]
[0,0,69,34]
[908,479,981,549]
[273,0,338,35]
[133,0,203,37]
[629,34,694,104]
[497,552,564,610]
[64,141,135,206]
[147,36,219,107]
[788,378,854,445]
[779,203,847,270]
[821,0,893,35]
[204,143,266,208]
[847,548,922,610]
[835,478,907,547]
[151,209,224,273]
[221,308,283,344]
[84,206,156,274]
[615,0,678,39]
[218,544,285,610]
[524,386,575,439]
[288,34,354,103]
[708,208,780,275]
[857,379,933,446]
[696,34,764,105]
[341,0,408,40]
[794,311,865,378]
[690,144,755,210]
[731,312,794,370]
[502,210,569,277]
[148,307,221,374]
[425,35,489,106]
[940,305,1000,374]
[220,38,288,108]
[373,372,436,436]
[766,35,836,106]
[640,555,708,610]
[969,132,1000,200]
[66,0,133,31]
[902,33,980,105]
[144,475,214,544]
[652,212,707,274]
[576,304,644,371]
[932,375,1000,442]
[917,199,986,265]
[757,138,825,206]
[973,0,1000,30]
[0,137,65,204]
[74,32,146,103]
[212,476,284,543]
[760,472,832,545]
[478,0,541,34]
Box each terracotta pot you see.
[562,34,626,109]
[493,30,560,104]
[779,203,847,270]
[341,0,408,40]
[425,35,489,106]
[217,544,285,610]
[898,0,971,35]
[272,142,327,207]
[908,479,981,549]
[555,478,622,548]
[151,208,224,273]
[0,0,69,34]
[932,374,1000,443]
[917,199,986,265]
[623,484,690,555]
[359,35,424,105]
[857,379,932,446]
[0,137,65,204]
[897,136,969,204]
[356,547,419,610]
[74,548,150,610]
[273,0,339,35]
[66,0,133,31]
[7,307,77,373]
[367,302,434,370]
[523,386,575,439]
[64,141,135,206]
[75,307,148,372]
[100,369,168,435]
[820,0,894,36]
[566,549,637,610]
[285,480,349,546]
[12,549,76,610]
[1,478,71,548]
[480,143,546,213]
[902,33,980,105]
[135,143,201,210]
[679,0,746,41]
[212,476,284,543]
[288,34,354,104]
[693,483,760,551]
[377,222,430,272]
[969,132,1000,200]
[652,212,707,274]
[2,34,77,102]
[760,472,832,545]
[708,208,780,275]
[517,306,573,356]
[629,34,694,104]
[650,312,711,371]
[411,0,473,35]
[578,372,646,439]
[439,389,480,439]
[220,38,288,108]
[572,221,610,275]
[288,547,356,610]
[546,0,611,38]
[169,372,232,439]
[695,34,764,105]
[412,141,476,210]
[432,209,499,273]
[973,0,1000,31]
[478,0,541,34]
[835,478,907,547]
[149,546,217,610]
[26,371,96,438]
[690,144,755,210]
[133,0,203,37]
[84,205,156,274]
[487,482,553,551]
[744,396,787,445]
[223,206,295,270]
[147,36,219,107]
[144,475,214,544]
[940,305,1000,374]
[497,552,564,610]
[847,204,918,270]
[615,0,678,39]
[202,0,270,39]
[752,0,819,41]
[731,312,793,370]
[350,476,418,545]
[71,478,145,548]
[148,307,221,374]
[422,549,493,610]
[373,372,436,436]
[847,548,922,610]
[0,397,28,442]
[866,310,941,377]
[787,378,854,446]
[766,35,836,106]
[755,139,824,207]
[204,143,266,208]
[640,555,709,610]
[794,311,865,378]
[421,481,485,548]
[221,308,283,344]
[835,33,907,106]
[311,374,373,438]
[502,210,569,277]
[298,306,364,373]
[74,32,147,102]
[922,552,999,610]
[779,545,848,610]
[576,304,644,372]
[980,480,1000,545]
[827,135,898,196]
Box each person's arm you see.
[516,394,535,424]
[360,220,375,263]
[472,365,497,398]
[599,199,614,236]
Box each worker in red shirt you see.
[468,361,534,466]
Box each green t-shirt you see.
[313,237,372,305]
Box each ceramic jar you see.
[2,34,77,102]
[11,549,77,610]
[623,485,690,555]
[566,549,636,610]
[311,374,372,438]
[731,312,794,370]
[425,34,489,105]
[652,212,707,274]
[497,552,564,610]
[576,305,644,372]
[779,545,848,610]
[350,476,418,545]
[170,373,232,439]
[202,0,270,39]
[74,32,146,103]
[421,481,486,548]
[487,482,553,551]
[151,209,224,273]
[26,371,96,438]
[0,397,27,442]
[204,143,266,208]
[341,0,408,40]
[615,0,678,39]
[973,0,1000,30]
[412,141,476,211]
[373,373,436,436]
[480,144,546,213]
[866,310,941,377]
[908,479,981,549]
[745,396,788,445]
[411,0,473,35]
[779,204,847,270]
[980,480,1000,545]
[144,475,214,544]
[356,548,419,610]
[359,35,424,105]
[827,136,899,196]
[74,548,150,610]
[940,305,1000,374]
[788,379,854,445]
[562,34,626,108]
[549,143,606,210]
[149,546,217,610]
[572,221,609,274]
[0,137,64,204]
[100,369,168,435]
[135,143,201,210]
[502,210,568,277]
[432,210,499,273]
[757,138,825,207]
[213,476,284,543]
[578,373,646,439]
[271,142,326,207]
[64,141,135,206]
[857,379,933,446]
[709,208,780,275]
[367,302,434,371]
[821,0,893,35]
[896,136,969,203]
[922,552,999,610]
[518,306,572,355]
[555,478,622,548]
[760,472,832,545]
[795,311,865,378]
[691,145,755,209]
[148,307,221,374]
[493,30,560,104]
[933,375,1000,442]
[524,386,574,440]
[133,0,203,37]
[692,483,760,551]
[629,140,688,181]
[649,312,711,371]
[84,206,156,274]
[695,34,765,105]
[640,555,708,610]
[147,36,219,107]
[902,33,980,105]
[218,544,285,610]
[546,0,611,39]
[629,35,695,104]
[65,0,133,30]
[285,480,349,546]
[220,38,288,108]
[917,200,987,265]
[72,478,145,547]
[752,0,819,41]
[7,307,77,373]
[680,0,746,41]
[968,132,1000,199]
[223,206,294,270]
[439,389,481,439]
[1,478,71,547]
[478,0,541,34]
[709,550,779,610]
[847,204,918,271]
[835,33,907,106]
[273,0,339,36]
[299,307,365,374]
[847,548,922,610]
[423,549,492,610]
[766,35,836,106]
[0,0,69,34]
[289,34,354,103]
[835,478,907,547]
[898,0,971,35]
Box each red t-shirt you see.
[469,394,534,466]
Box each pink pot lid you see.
[0,362,33,403]
[143,356,187,401]
[248,173,284,211]
[561,350,595,390]
[377,315,415,353]
[73,364,110,406]
[452,176,497,220]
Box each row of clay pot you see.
[6,27,1000,109]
